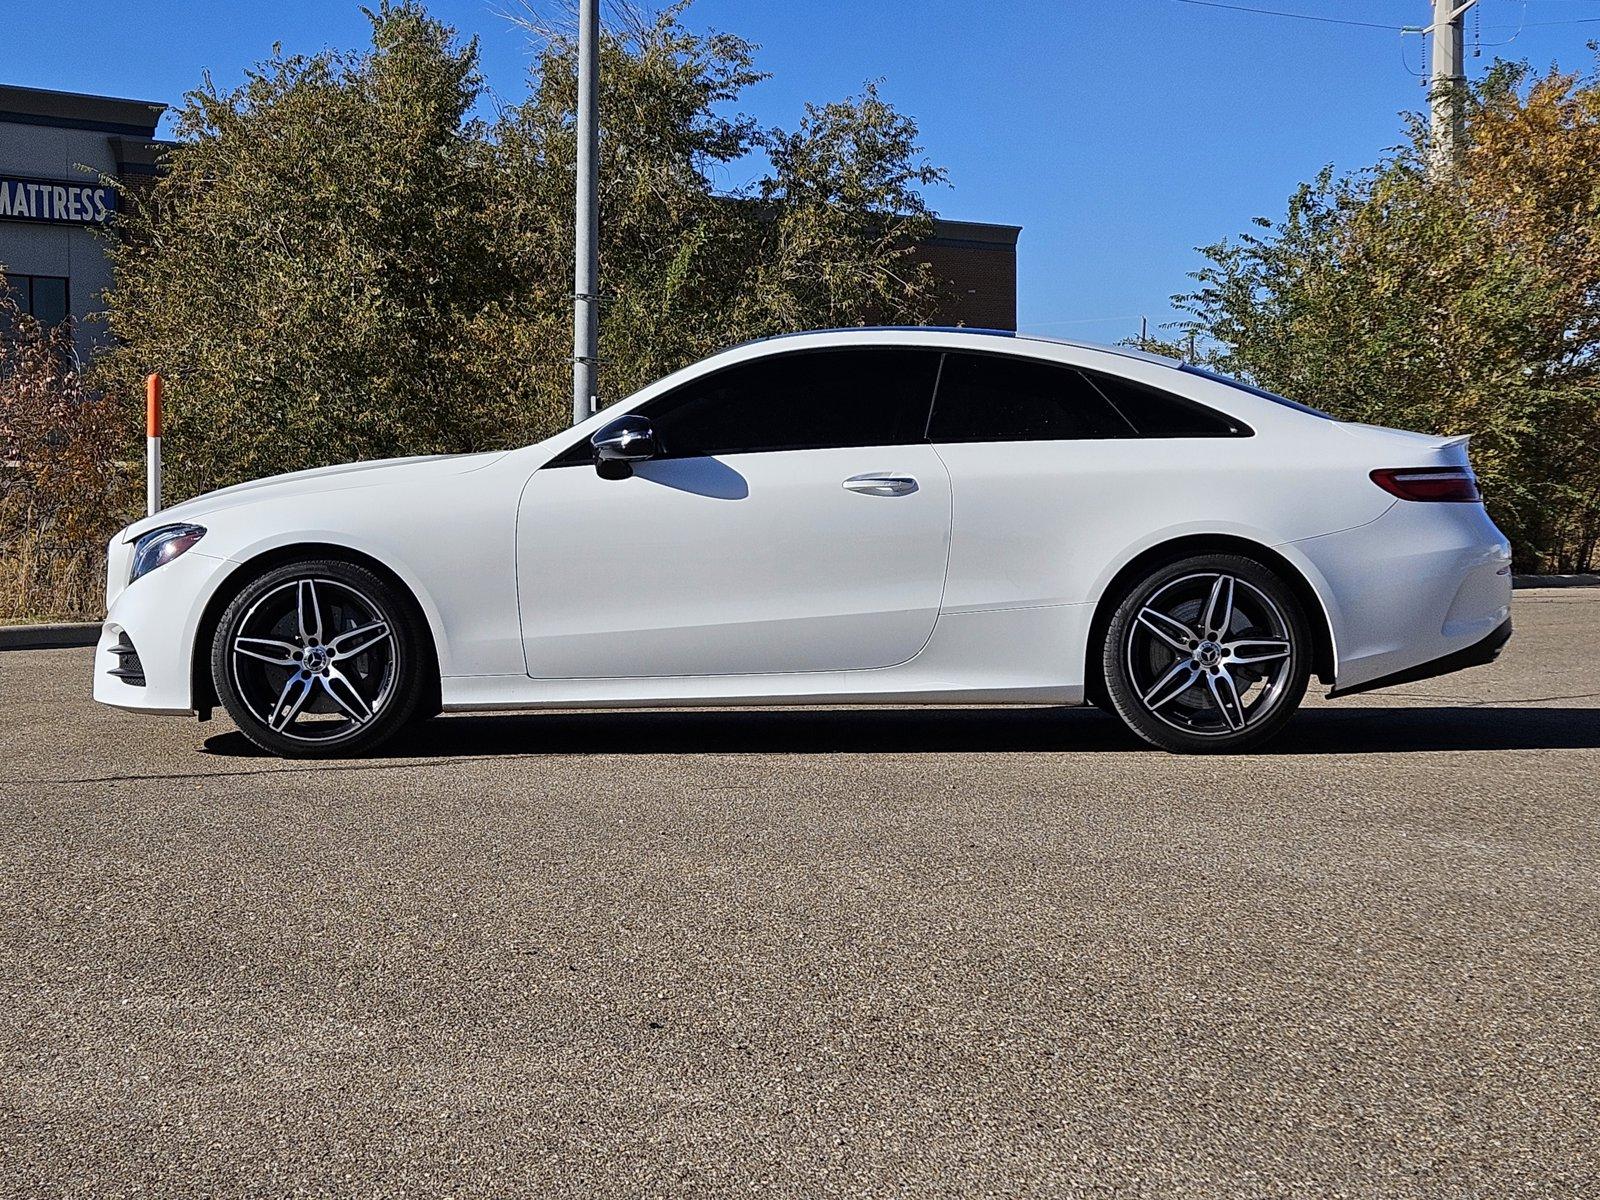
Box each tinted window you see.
[3,274,70,327]
[927,352,1128,443]
[643,347,940,458]
[1086,370,1249,437]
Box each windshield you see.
[1179,364,1334,419]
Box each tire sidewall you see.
[211,558,424,758]
[1102,553,1312,754]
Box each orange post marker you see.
[146,373,163,437]
[146,373,163,515]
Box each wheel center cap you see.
[304,647,329,672]
[1195,641,1222,666]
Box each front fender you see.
[214,529,457,675]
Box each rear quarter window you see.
[1085,370,1250,438]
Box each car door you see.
[515,346,951,679]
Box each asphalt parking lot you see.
[2,590,1597,1198]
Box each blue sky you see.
[6,1,1598,341]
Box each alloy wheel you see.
[228,576,397,744]
[1123,571,1296,738]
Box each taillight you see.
[1370,467,1482,503]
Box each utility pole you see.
[1428,0,1475,174]
[571,0,600,425]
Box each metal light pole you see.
[571,0,600,425]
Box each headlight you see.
[129,523,206,583]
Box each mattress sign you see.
[0,175,117,225]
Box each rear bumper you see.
[1292,499,1512,693]
[1327,617,1511,698]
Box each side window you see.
[643,347,941,458]
[1085,370,1250,438]
[927,351,1128,443]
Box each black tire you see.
[1101,553,1311,754]
[211,558,426,758]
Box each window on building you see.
[4,275,70,327]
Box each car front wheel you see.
[211,558,424,758]
[1102,553,1311,754]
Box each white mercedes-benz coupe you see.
[94,327,1513,757]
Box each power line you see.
[1173,0,1404,30]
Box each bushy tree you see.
[1148,59,1600,573]
[98,0,949,501]
[739,83,947,333]
[466,3,946,433]
[0,280,136,620]
[97,2,513,499]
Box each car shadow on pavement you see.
[202,703,1600,758]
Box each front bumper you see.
[93,549,233,714]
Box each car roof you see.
[735,326,1183,369]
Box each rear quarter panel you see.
[932,356,1394,618]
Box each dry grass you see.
[0,519,107,623]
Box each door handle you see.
[843,474,918,497]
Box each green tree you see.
[469,3,947,432]
[98,1,949,501]
[97,2,511,499]
[1143,59,1600,574]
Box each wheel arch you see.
[1082,533,1338,706]
[190,542,443,720]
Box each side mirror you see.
[590,414,658,468]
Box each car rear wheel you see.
[1102,553,1311,754]
[211,558,425,758]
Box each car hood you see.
[125,450,511,538]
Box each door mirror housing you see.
[591,414,658,468]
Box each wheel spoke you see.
[297,579,324,644]
[1202,574,1235,639]
[320,666,374,723]
[234,636,300,666]
[328,620,390,661]
[1207,669,1246,731]
[1136,607,1195,652]
[1142,660,1200,710]
[269,672,316,732]
[1226,638,1291,665]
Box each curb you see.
[0,622,101,651]
[1513,574,1600,589]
